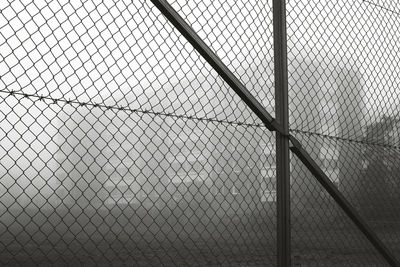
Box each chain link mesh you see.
[1,0,400,265]
[166,0,275,116]
[288,0,400,263]
[0,0,276,265]
[291,158,388,266]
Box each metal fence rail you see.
[1,0,400,266]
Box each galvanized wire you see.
[288,0,400,263]
[1,0,400,265]
[0,0,276,265]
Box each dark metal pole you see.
[273,0,291,266]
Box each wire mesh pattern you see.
[1,0,400,266]
[166,0,276,116]
[287,0,400,263]
[291,158,388,266]
[0,0,276,265]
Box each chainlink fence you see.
[0,0,399,266]
[288,0,400,265]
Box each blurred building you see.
[55,103,170,208]
[162,76,265,213]
[288,58,365,202]
[54,57,364,210]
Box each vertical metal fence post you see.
[273,0,290,266]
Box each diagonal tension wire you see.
[3,89,400,151]
[361,0,400,16]
[290,129,400,151]
[0,89,264,128]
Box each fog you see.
[0,0,400,264]
[1,0,399,171]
